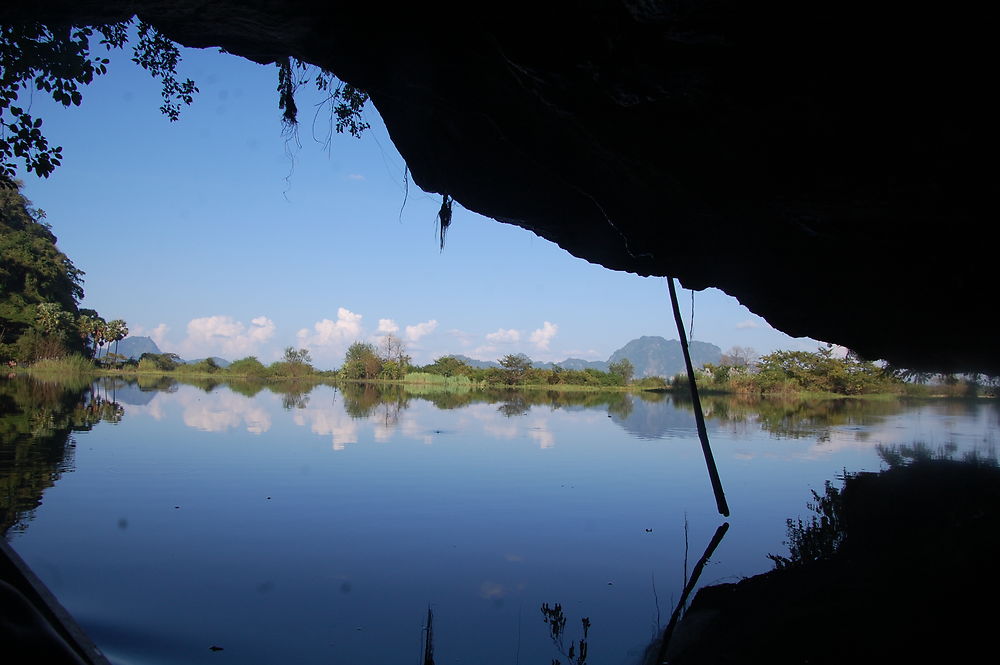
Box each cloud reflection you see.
[293,406,359,450]
[180,391,272,434]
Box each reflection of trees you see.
[541,603,590,664]
[339,383,410,420]
[405,386,645,414]
[224,379,267,399]
[265,380,318,411]
[660,457,1000,664]
[497,392,530,418]
[682,394,906,441]
[635,390,669,404]
[281,392,310,410]
[181,377,222,393]
[877,441,997,468]
[605,393,634,420]
[1,376,123,533]
[135,374,179,393]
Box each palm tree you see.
[94,319,110,361]
[108,319,129,359]
[77,315,97,358]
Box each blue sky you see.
[19,42,819,369]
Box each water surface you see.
[2,376,996,664]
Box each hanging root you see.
[277,58,298,131]
[398,165,410,223]
[437,194,453,251]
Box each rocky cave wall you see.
[4,1,993,373]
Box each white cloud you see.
[149,323,170,348]
[377,318,399,334]
[529,321,558,350]
[179,315,276,357]
[297,308,364,347]
[486,328,520,343]
[470,345,499,360]
[405,319,438,342]
[347,173,365,181]
[132,323,170,349]
[447,329,474,348]
[736,320,760,330]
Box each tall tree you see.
[378,334,410,379]
[341,341,381,380]
[721,346,758,368]
[424,355,471,377]
[608,357,635,384]
[283,346,312,365]
[1,183,86,361]
[499,353,532,385]
[106,318,128,360]
[94,318,109,359]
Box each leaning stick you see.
[666,277,730,517]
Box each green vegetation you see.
[48,341,993,399]
[2,183,134,368]
[608,357,634,384]
[1,19,197,186]
[23,353,95,376]
[411,354,635,390]
[3,184,97,362]
[226,356,269,378]
[697,346,906,396]
[403,372,473,389]
[704,346,1000,398]
[2,18,368,189]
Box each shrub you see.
[28,353,95,375]
[635,376,668,389]
[227,356,269,377]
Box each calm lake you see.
[2,375,997,664]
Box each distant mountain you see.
[98,336,230,367]
[449,354,500,369]
[556,358,610,372]
[446,337,717,379]
[609,394,725,440]
[98,335,161,359]
[608,336,721,378]
[107,382,160,406]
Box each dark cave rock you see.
[4,2,993,372]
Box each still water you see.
[2,376,997,664]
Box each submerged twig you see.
[422,606,434,665]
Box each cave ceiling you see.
[5,2,993,373]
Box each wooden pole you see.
[666,277,730,517]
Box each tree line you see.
[697,346,998,397]
[108,340,645,389]
[7,182,989,396]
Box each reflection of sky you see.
[293,403,358,450]
[33,386,996,664]
[124,387,998,466]
[124,386,272,434]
